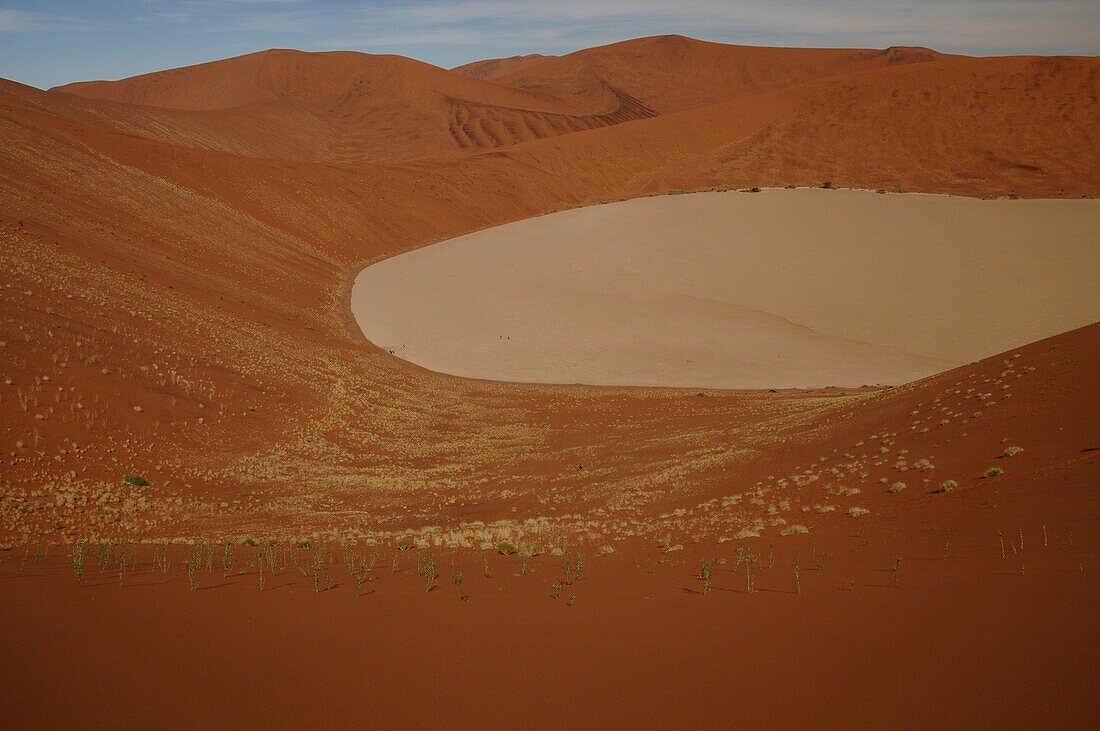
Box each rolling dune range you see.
[1,35,1099,726]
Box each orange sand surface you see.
[2,34,1099,728]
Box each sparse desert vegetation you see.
[1,21,1098,730]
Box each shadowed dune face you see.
[41,37,965,165]
[353,189,1100,389]
[52,48,660,163]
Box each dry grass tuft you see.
[418,552,438,592]
[697,558,717,596]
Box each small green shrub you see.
[241,537,258,547]
[496,541,517,556]
[937,479,958,493]
[1003,446,1024,458]
[123,475,150,487]
[396,538,415,551]
[985,467,1003,478]
[888,481,907,493]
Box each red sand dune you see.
[488,35,948,113]
[453,52,555,80]
[1,35,1099,727]
[53,48,658,162]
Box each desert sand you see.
[3,325,1097,728]
[353,188,1100,388]
[2,34,1099,728]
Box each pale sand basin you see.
[352,189,1100,389]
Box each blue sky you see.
[1,1,1098,89]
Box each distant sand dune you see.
[353,189,1100,389]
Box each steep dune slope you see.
[746,322,1099,530]
[453,53,555,80]
[1,317,1096,727]
[490,35,947,113]
[54,49,657,162]
[47,37,1099,177]
[56,49,565,113]
[648,54,1100,197]
[47,37,952,163]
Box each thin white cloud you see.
[183,0,300,5]
[136,11,192,24]
[0,8,88,32]
[0,9,37,32]
[217,9,314,33]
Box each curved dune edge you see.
[352,188,1100,390]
